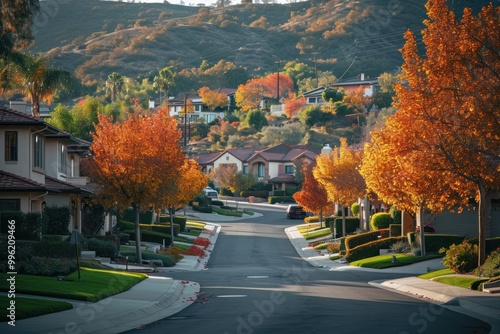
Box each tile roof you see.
[0,106,60,133]
[0,171,46,192]
[0,171,93,195]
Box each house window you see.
[307,97,317,104]
[33,134,45,170]
[285,165,294,175]
[0,199,20,211]
[257,163,265,178]
[243,165,248,175]
[5,131,18,161]
[58,143,67,175]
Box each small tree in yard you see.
[89,108,185,264]
[293,164,334,228]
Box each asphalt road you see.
[125,205,491,334]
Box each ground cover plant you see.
[0,296,73,322]
[0,268,147,302]
[349,254,441,269]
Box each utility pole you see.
[183,95,188,148]
[312,52,319,88]
[275,60,281,103]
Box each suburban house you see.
[331,73,380,97]
[168,88,237,124]
[193,143,320,191]
[302,87,328,106]
[0,106,99,235]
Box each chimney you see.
[10,101,29,114]
[360,73,365,81]
[321,143,333,156]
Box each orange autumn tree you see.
[284,93,306,118]
[313,138,366,236]
[361,115,473,256]
[235,73,294,112]
[198,86,228,111]
[393,0,500,265]
[159,158,207,245]
[89,108,185,263]
[293,163,333,228]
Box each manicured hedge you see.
[140,223,180,237]
[389,224,402,237]
[124,229,172,246]
[159,216,187,232]
[241,190,269,199]
[345,229,388,252]
[86,238,118,259]
[193,205,212,213]
[345,236,407,262]
[122,208,154,224]
[268,196,294,204]
[329,217,360,238]
[407,233,466,253]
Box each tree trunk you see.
[133,203,142,264]
[341,204,346,237]
[477,180,491,266]
[319,208,323,229]
[170,206,175,247]
[416,205,426,257]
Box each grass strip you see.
[300,228,332,240]
[349,254,442,269]
[418,268,455,279]
[187,221,206,229]
[0,268,147,302]
[433,276,489,290]
[0,296,73,322]
[212,207,243,217]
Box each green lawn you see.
[433,276,489,290]
[212,206,243,217]
[418,268,455,279]
[0,268,147,302]
[0,296,73,322]
[301,228,332,240]
[349,254,442,269]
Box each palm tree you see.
[106,72,125,102]
[13,52,73,118]
[153,66,176,105]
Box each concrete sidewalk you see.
[285,225,500,334]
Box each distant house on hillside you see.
[331,73,379,97]
[169,88,237,124]
[302,87,328,106]
[193,144,320,191]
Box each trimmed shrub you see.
[330,217,360,238]
[351,202,359,216]
[211,200,224,207]
[345,236,407,262]
[285,188,297,196]
[122,208,154,224]
[345,230,386,252]
[440,241,478,274]
[408,233,467,253]
[370,212,393,230]
[33,240,76,259]
[268,196,294,204]
[140,223,180,237]
[86,238,118,259]
[125,229,172,246]
[325,217,338,231]
[389,224,402,237]
[193,205,212,213]
[241,190,269,199]
[304,216,319,224]
[477,250,500,277]
[117,232,130,245]
[273,190,285,196]
[44,205,71,235]
[16,257,77,276]
[486,238,500,255]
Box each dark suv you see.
[286,204,307,219]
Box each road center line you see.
[216,295,248,298]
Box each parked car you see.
[202,187,219,199]
[286,204,307,219]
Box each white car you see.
[202,187,218,199]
